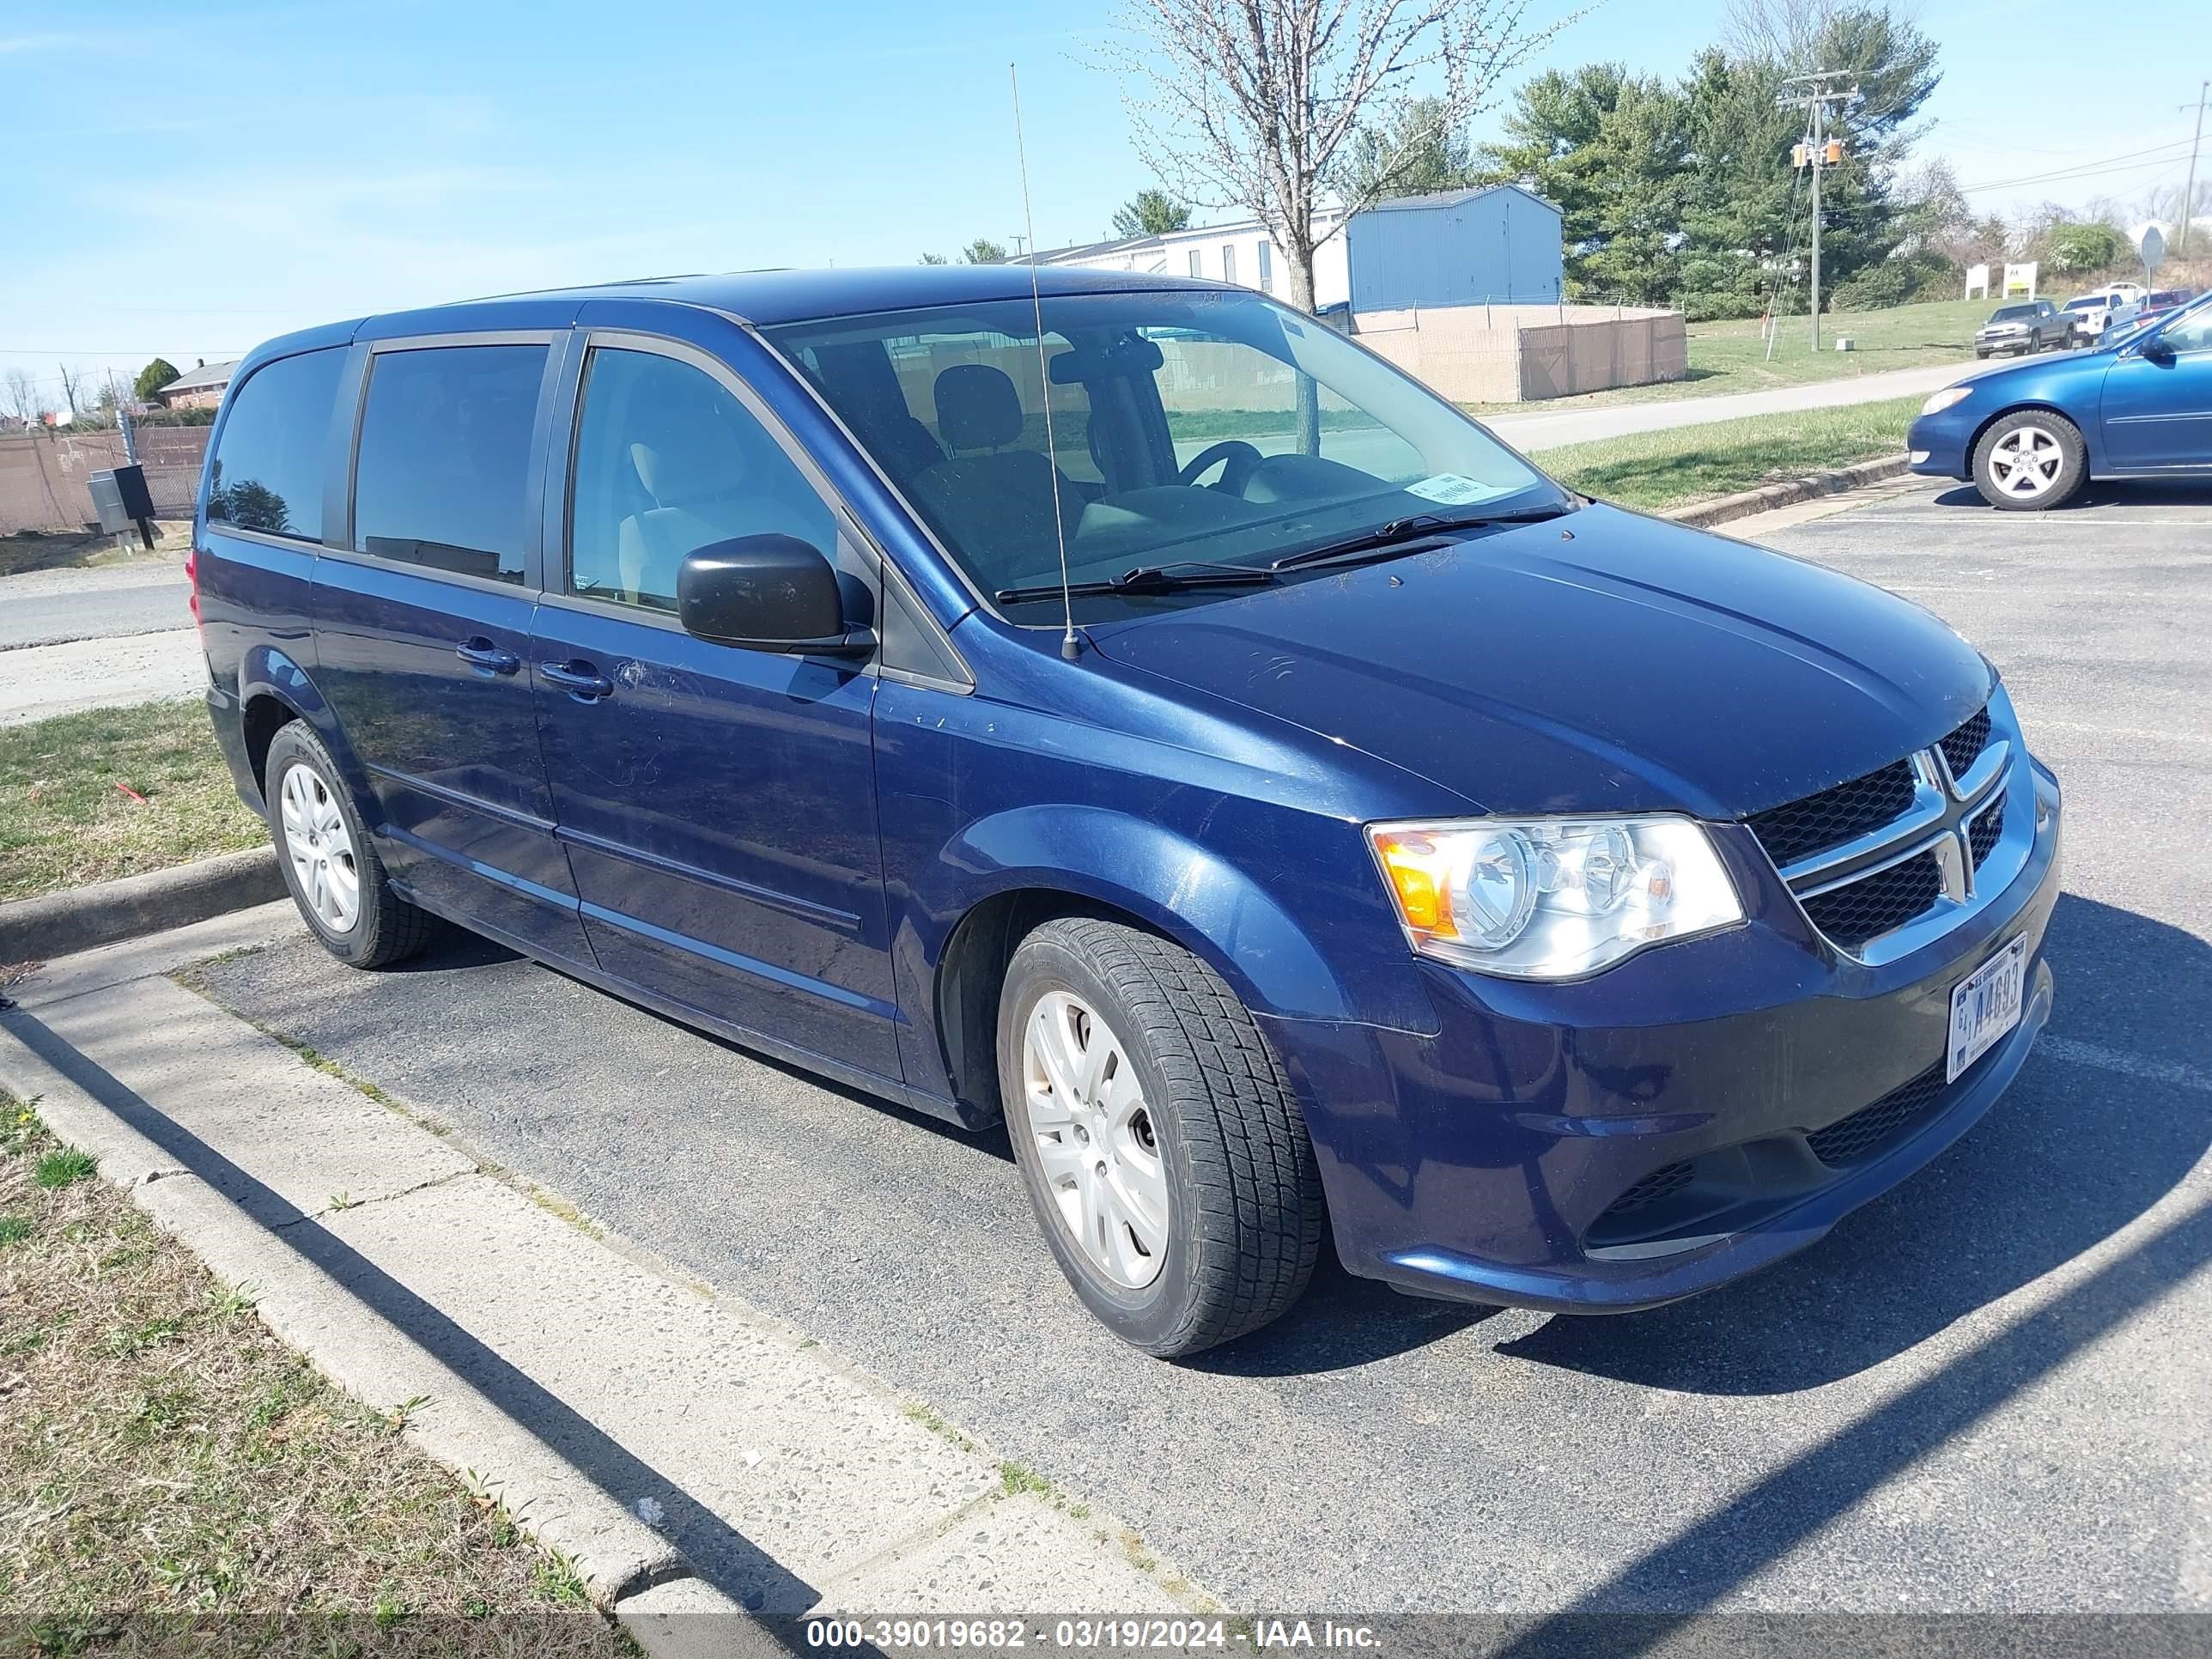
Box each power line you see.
[1960,137,2197,194]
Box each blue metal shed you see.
[1344,184,1564,312]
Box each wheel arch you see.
[914,805,1424,1125]
[234,647,374,810]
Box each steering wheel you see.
[1177,440,1264,495]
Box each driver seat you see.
[914,365,1080,575]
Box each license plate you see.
[1948,935,2027,1082]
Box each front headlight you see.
[1367,817,1743,980]
[1921,386,1972,416]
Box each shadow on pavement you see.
[1492,1190,2212,1645]
[0,1006,817,1616]
[1931,478,2212,512]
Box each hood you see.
[1086,505,1991,819]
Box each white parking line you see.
[2036,1034,2212,1094]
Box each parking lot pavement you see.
[192,479,2211,1614]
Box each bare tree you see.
[1106,0,1567,317]
[3,366,52,424]
[56,362,94,421]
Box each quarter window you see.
[206,347,344,540]
[352,344,546,585]
[568,347,836,612]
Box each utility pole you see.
[1781,72,1857,353]
[2180,80,2208,258]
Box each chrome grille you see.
[1970,790,2006,867]
[1939,707,1992,779]
[1746,762,1917,868]
[1801,852,1943,951]
[1747,702,2023,963]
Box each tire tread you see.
[1019,916,1323,1355]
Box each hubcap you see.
[1021,991,1168,1289]
[1988,425,2065,499]
[279,763,361,934]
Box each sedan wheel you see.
[1973,410,2086,512]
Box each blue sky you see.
[3,0,2206,395]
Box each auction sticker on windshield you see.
[1404,473,1516,506]
[1948,933,2027,1082]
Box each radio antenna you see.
[1010,62,1081,661]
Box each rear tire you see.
[997,917,1324,1358]
[263,722,432,969]
[1973,410,2086,511]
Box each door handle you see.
[455,637,520,676]
[540,659,615,702]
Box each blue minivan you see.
[192,267,2062,1356]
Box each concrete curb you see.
[0,1012,760,1656]
[0,918,1205,1645]
[0,845,283,964]
[1662,453,1911,529]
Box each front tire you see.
[1973,410,2086,510]
[997,917,1324,1358]
[263,722,432,968]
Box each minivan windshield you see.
[764,289,1571,623]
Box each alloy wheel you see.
[279,763,361,933]
[1021,990,1170,1289]
[1986,425,2066,501]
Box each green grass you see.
[0,1095,623,1644]
[1468,296,1993,415]
[1544,395,1919,513]
[0,699,264,907]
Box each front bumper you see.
[1909,408,1978,479]
[1262,756,2063,1315]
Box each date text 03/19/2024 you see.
[801,1619,1382,1650]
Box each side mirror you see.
[676,535,874,657]
[2141,336,2176,364]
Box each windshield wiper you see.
[995,560,1280,606]
[1271,504,1577,572]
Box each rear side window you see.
[352,344,547,585]
[207,347,344,540]
[568,347,836,612]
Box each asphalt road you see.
[0,562,203,725]
[198,479,2212,1614]
[0,562,191,649]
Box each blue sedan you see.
[1911,289,2212,508]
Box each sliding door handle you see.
[540,659,615,702]
[454,637,520,676]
